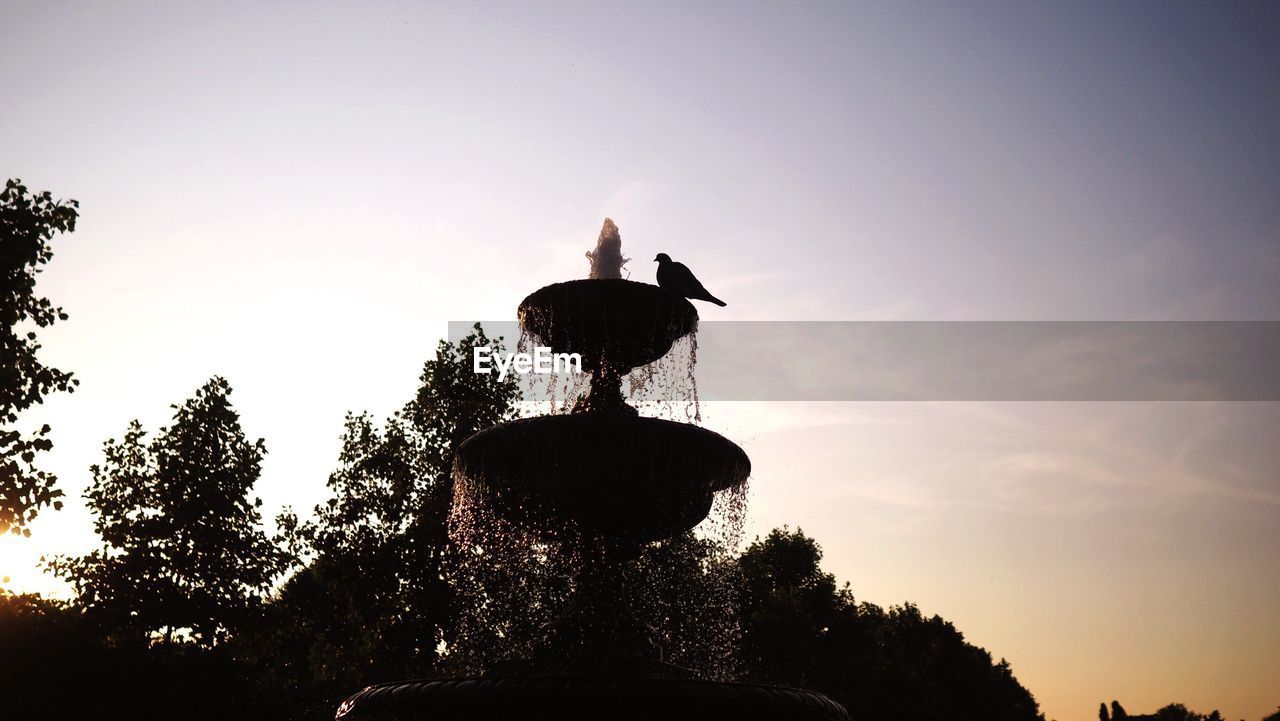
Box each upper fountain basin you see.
[453,413,750,543]
[519,279,698,373]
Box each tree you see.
[736,527,852,688]
[1102,701,1232,721]
[735,528,1043,721]
[1150,704,1225,721]
[257,325,519,715]
[1154,704,1199,721]
[49,377,282,646]
[0,586,259,721]
[1,178,79,536]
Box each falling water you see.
[446,475,750,679]
[624,333,701,424]
[515,328,591,416]
[444,471,579,673]
[629,479,749,680]
[513,329,700,423]
[445,219,742,678]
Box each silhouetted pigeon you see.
[654,253,727,306]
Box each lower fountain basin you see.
[336,676,849,721]
[453,414,749,543]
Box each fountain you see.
[335,222,849,721]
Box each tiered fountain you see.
[336,221,849,721]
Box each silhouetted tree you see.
[0,587,258,721]
[1097,701,1232,721]
[1155,705,1198,721]
[1,588,118,718]
[1,178,79,536]
[255,325,519,716]
[737,527,851,687]
[1152,703,1223,721]
[49,377,282,646]
[735,528,1043,721]
[9,324,1052,721]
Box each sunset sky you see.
[3,2,1279,719]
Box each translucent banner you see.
[449,321,1280,401]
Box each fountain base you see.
[336,676,850,721]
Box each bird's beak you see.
[653,256,659,262]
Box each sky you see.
[3,1,1279,719]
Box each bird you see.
[654,253,727,306]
